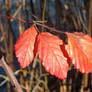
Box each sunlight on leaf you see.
[36,32,69,79]
[15,25,38,68]
[66,32,92,73]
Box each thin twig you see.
[41,0,47,32]
[11,4,22,21]
[87,0,92,36]
[0,14,64,34]
[0,18,9,55]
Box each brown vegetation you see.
[0,0,92,92]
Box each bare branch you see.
[0,56,23,92]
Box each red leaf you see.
[66,32,92,73]
[36,32,69,79]
[15,25,38,68]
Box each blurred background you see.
[0,0,92,92]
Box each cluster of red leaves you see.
[15,25,92,80]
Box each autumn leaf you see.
[15,25,38,68]
[36,32,69,79]
[66,32,92,73]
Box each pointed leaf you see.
[66,32,92,73]
[36,32,69,79]
[15,25,38,68]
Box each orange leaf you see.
[15,25,38,68]
[66,32,92,73]
[36,32,69,79]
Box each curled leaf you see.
[66,32,92,73]
[15,25,38,68]
[36,32,69,79]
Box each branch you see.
[87,0,92,36]
[0,14,64,34]
[0,56,23,92]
